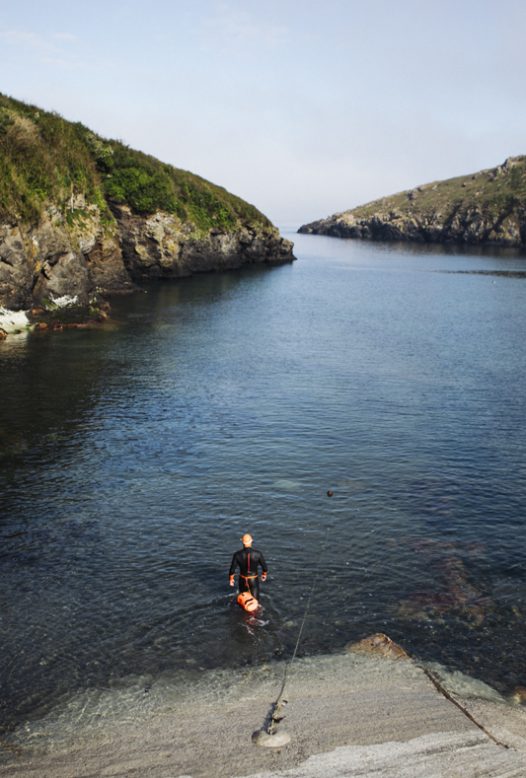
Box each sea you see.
[1,229,526,742]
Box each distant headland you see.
[299,157,526,248]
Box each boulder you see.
[345,633,410,660]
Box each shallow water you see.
[1,232,526,734]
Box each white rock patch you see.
[0,307,30,333]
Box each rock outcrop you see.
[345,633,410,660]
[0,94,294,313]
[299,156,526,247]
[0,201,293,311]
[0,200,130,310]
[113,205,293,282]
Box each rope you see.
[263,491,334,736]
[419,665,509,749]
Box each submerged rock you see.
[397,557,492,626]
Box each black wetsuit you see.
[229,546,268,599]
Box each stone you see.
[0,328,7,340]
[511,687,526,704]
[345,633,410,660]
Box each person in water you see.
[229,533,268,600]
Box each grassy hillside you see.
[0,93,272,233]
[351,157,526,222]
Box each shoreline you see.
[2,636,526,777]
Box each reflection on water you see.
[1,233,526,735]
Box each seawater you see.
[1,231,526,736]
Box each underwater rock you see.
[397,557,492,626]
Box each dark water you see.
[1,232,526,734]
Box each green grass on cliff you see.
[0,94,108,223]
[350,157,526,221]
[0,93,272,233]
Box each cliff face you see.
[0,94,294,311]
[113,205,293,281]
[299,157,526,247]
[0,199,130,310]
[0,201,293,310]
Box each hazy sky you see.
[1,0,524,225]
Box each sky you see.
[1,0,525,226]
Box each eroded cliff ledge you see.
[299,157,526,247]
[0,94,294,312]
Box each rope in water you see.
[264,490,335,736]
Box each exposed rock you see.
[0,205,293,315]
[345,632,410,660]
[0,204,131,311]
[113,205,293,282]
[511,687,526,704]
[299,156,526,247]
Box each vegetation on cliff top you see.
[0,93,272,233]
[349,156,526,222]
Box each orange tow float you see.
[237,591,259,613]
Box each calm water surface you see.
[1,232,526,733]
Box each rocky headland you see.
[299,157,526,247]
[0,94,294,330]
